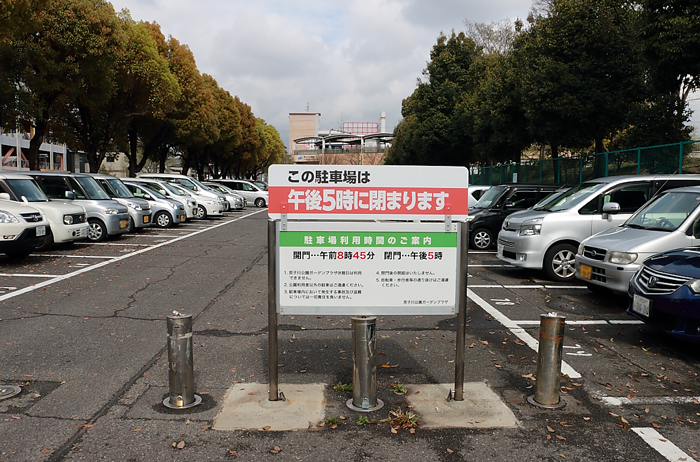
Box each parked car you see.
[497,174,700,282]
[168,183,224,219]
[627,247,700,343]
[29,171,130,242]
[0,173,88,248]
[468,185,491,209]
[128,178,198,220]
[122,181,186,228]
[576,187,700,293]
[467,184,563,250]
[136,173,229,211]
[0,197,50,258]
[203,182,246,210]
[90,174,151,232]
[211,179,268,207]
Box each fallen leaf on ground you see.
[271,446,281,454]
[176,441,185,449]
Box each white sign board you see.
[277,221,461,315]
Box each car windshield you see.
[624,191,700,232]
[471,186,506,209]
[6,179,49,202]
[159,182,189,196]
[74,177,111,200]
[138,184,166,200]
[538,182,607,212]
[99,179,134,198]
[531,189,567,209]
[253,181,268,191]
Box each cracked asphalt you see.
[1,210,699,461]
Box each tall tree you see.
[513,0,643,158]
[201,74,241,179]
[385,32,481,166]
[226,97,260,178]
[7,0,124,170]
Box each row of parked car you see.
[468,174,700,342]
[0,172,269,258]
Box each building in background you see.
[0,127,78,172]
[288,111,393,165]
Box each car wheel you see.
[470,228,493,250]
[87,219,107,242]
[544,243,577,282]
[255,197,266,208]
[195,205,207,219]
[154,211,173,228]
[126,217,135,233]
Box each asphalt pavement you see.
[0,210,698,461]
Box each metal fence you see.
[469,140,700,185]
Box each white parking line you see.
[632,428,696,462]
[470,264,510,267]
[467,289,581,379]
[514,320,643,326]
[0,209,267,302]
[29,254,115,259]
[594,391,700,407]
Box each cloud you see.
[110,0,535,149]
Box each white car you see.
[212,179,268,207]
[127,178,198,220]
[0,197,51,258]
[169,183,224,219]
[0,173,88,248]
[203,182,246,210]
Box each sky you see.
[108,0,700,151]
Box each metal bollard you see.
[528,312,566,409]
[163,312,202,409]
[346,316,384,412]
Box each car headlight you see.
[577,243,584,255]
[465,216,475,222]
[169,202,178,210]
[205,200,215,205]
[684,279,700,294]
[0,210,19,223]
[188,200,196,207]
[127,201,142,211]
[608,251,637,265]
[63,215,74,225]
[104,208,118,215]
[519,223,542,236]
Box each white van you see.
[497,175,700,282]
[576,186,700,293]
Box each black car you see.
[467,184,565,250]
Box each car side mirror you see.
[0,193,10,200]
[143,194,152,200]
[65,191,75,200]
[601,202,620,219]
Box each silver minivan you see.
[576,186,700,293]
[212,179,268,207]
[30,172,130,242]
[497,175,700,281]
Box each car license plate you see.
[180,215,185,221]
[120,219,128,229]
[497,243,504,256]
[632,294,651,317]
[36,225,46,237]
[143,216,150,223]
[579,264,592,279]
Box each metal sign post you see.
[452,221,468,401]
[267,219,282,402]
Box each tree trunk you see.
[27,117,50,170]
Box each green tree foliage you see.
[225,97,261,178]
[513,0,644,158]
[385,32,480,166]
[199,74,241,179]
[5,0,124,170]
